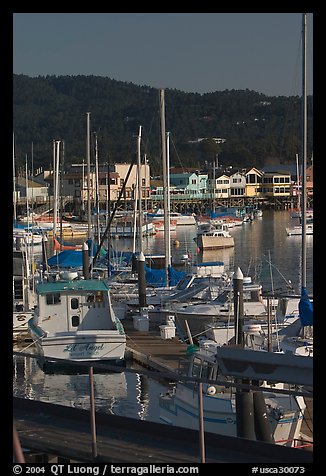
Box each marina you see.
[13,13,313,464]
[13,210,313,454]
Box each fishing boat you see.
[13,226,44,246]
[196,223,234,251]
[27,276,126,368]
[110,216,156,238]
[285,219,313,236]
[159,339,309,447]
[147,209,196,226]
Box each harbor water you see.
[109,209,313,295]
[13,209,313,423]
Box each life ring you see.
[16,314,26,322]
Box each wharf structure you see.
[14,163,313,217]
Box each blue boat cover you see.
[47,250,84,268]
[145,265,186,287]
[298,286,313,327]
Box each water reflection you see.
[13,354,168,423]
[45,210,312,294]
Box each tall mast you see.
[13,132,17,223]
[86,112,92,240]
[301,13,307,290]
[53,140,60,242]
[94,132,101,244]
[137,125,143,253]
[166,131,171,267]
[160,89,170,285]
[295,153,300,210]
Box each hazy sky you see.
[13,13,313,97]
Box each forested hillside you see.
[13,74,313,175]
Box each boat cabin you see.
[34,280,118,333]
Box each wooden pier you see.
[124,316,191,374]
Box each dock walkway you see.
[124,316,191,374]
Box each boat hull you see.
[28,322,126,363]
[159,384,305,446]
[198,235,234,251]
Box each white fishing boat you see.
[159,339,309,447]
[147,209,196,226]
[285,221,313,236]
[110,216,156,238]
[13,226,44,246]
[197,223,234,251]
[27,275,126,367]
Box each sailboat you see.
[286,13,313,347]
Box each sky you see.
[13,13,313,97]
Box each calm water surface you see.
[13,210,313,422]
[111,209,313,295]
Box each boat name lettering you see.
[63,343,105,355]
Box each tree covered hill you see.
[13,74,313,175]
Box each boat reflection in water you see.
[13,354,127,414]
[13,353,169,421]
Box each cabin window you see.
[87,294,95,303]
[201,361,214,380]
[71,315,80,327]
[192,357,203,378]
[71,298,79,309]
[46,293,61,305]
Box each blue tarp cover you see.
[298,286,313,327]
[145,265,186,287]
